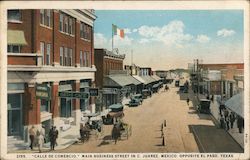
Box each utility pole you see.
[131,49,133,65]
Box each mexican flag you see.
[112,24,125,38]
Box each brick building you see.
[7,9,97,145]
[94,48,124,89]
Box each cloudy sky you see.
[94,10,243,70]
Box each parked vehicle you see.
[198,99,211,114]
[129,98,140,107]
[131,94,143,104]
[179,85,188,93]
[142,89,151,99]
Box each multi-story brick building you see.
[7,9,96,145]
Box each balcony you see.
[8,53,96,72]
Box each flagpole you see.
[112,24,114,52]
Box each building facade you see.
[7,9,97,143]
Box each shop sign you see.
[36,84,50,100]
[89,88,99,96]
[58,91,89,99]
[102,88,118,94]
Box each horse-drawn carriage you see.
[111,121,132,144]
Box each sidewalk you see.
[210,98,244,149]
[12,125,80,153]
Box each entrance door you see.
[7,93,23,136]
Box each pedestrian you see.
[80,124,84,143]
[229,112,236,129]
[220,116,225,129]
[223,109,229,118]
[37,126,45,153]
[210,94,214,102]
[54,126,59,146]
[186,97,190,105]
[49,126,56,150]
[237,116,244,133]
[219,105,223,116]
[164,120,166,127]
[29,126,36,150]
[225,116,230,131]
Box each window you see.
[83,51,87,67]
[46,44,51,65]
[40,42,45,65]
[7,45,21,53]
[8,10,21,22]
[64,16,68,33]
[69,18,73,35]
[69,48,73,66]
[40,10,45,25]
[60,47,64,66]
[83,24,87,39]
[59,13,63,31]
[46,10,51,27]
[80,23,83,38]
[64,47,68,66]
[80,51,83,67]
[40,99,50,112]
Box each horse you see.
[111,124,121,144]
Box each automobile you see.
[132,94,143,104]
[142,89,151,99]
[197,99,211,114]
[129,98,140,107]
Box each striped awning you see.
[7,30,27,45]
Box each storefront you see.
[59,81,73,118]
[80,80,91,112]
[7,83,25,138]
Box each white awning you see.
[225,92,244,118]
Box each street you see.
[54,83,243,153]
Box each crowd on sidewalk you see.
[219,107,244,134]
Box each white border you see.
[0,1,249,160]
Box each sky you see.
[94,10,244,70]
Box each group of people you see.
[219,108,244,133]
[28,125,59,152]
[28,125,45,153]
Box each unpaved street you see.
[55,84,243,153]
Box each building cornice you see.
[8,65,97,72]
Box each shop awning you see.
[225,92,244,118]
[133,75,146,84]
[104,74,141,87]
[151,75,161,81]
[8,30,27,45]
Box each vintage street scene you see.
[6,9,244,154]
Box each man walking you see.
[29,126,36,150]
[49,126,56,150]
[229,112,236,129]
[37,126,45,153]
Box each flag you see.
[112,24,125,38]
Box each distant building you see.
[7,9,96,145]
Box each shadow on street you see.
[189,125,243,153]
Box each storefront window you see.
[60,98,72,118]
[7,93,23,136]
[40,99,50,112]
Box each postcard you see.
[0,1,249,160]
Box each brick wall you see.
[8,9,94,67]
